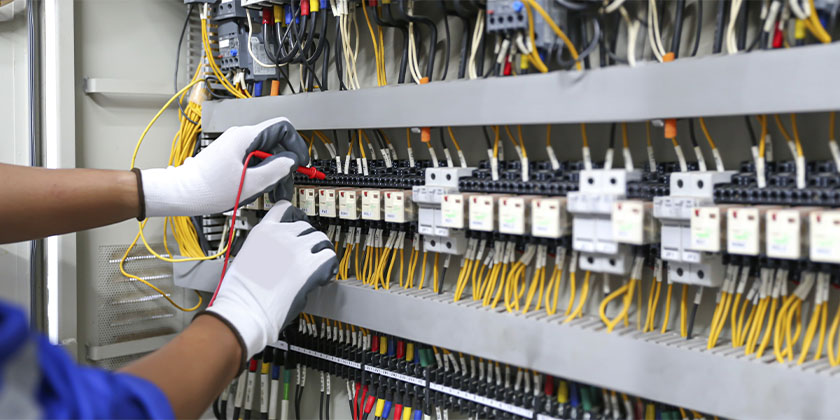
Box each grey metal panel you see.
[82,77,173,97]
[304,280,840,419]
[86,334,177,361]
[203,43,840,132]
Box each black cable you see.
[671,0,686,58]
[334,19,347,90]
[481,126,493,150]
[213,396,223,420]
[319,391,325,420]
[27,0,43,331]
[203,76,236,100]
[690,0,703,57]
[191,216,212,255]
[233,404,242,420]
[174,4,199,126]
[221,395,228,420]
[737,0,749,50]
[381,4,410,84]
[744,116,758,147]
[686,299,700,340]
[475,24,487,77]
[609,122,617,151]
[713,0,728,54]
[688,119,699,148]
[325,394,330,420]
[556,17,599,68]
[438,1,452,80]
[554,0,597,12]
[456,15,471,78]
[397,0,438,79]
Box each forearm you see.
[120,315,243,419]
[0,163,140,243]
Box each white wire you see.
[619,6,639,67]
[789,0,810,19]
[647,0,666,62]
[726,0,744,54]
[604,0,628,14]
[467,10,485,79]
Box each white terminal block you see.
[469,194,498,232]
[440,193,471,229]
[726,206,773,256]
[292,186,299,208]
[299,187,317,217]
[690,206,730,253]
[361,189,383,221]
[413,167,475,239]
[531,197,569,239]
[245,195,263,211]
[810,210,840,263]
[578,247,634,275]
[612,200,657,245]
[318,188,337,218]
[654,171,735,288]
[383,190,415,223]
[262,193,273,210]
[423,232,468,255]
[498,196,536,235]
[766,207,815,260]
[338,188,361,220]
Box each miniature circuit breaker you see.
[653,171,735,287]
[413,167,474,255]
[567,169,642,275]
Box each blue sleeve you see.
[0,301,174,419]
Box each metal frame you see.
[303,280,840,419]
[83,77,174,98]
[43,0,77,357]
[202,43,840,132]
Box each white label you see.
[810,210,840,263]
[302,188,317,216]
[440,194,467,229]
[690,207,724,252]
[469,195,496,232]
[727,207,761,255]
[767,209,803,259]
[219,38,231,48]
[531,197,566,238]
[499,196,528,235]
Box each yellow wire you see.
[419,251,428,290]
[697,118,718,150]
[446,127,463,151]
[492,126,501,158]
[660,283,673,334]
[580,123,590,149]
[806,0,832,43]
[433,253,440,293]
[516,125,528,158]
[789,114,805,156]
[679,285,688,338]
[828,302,840,366]
[119,231,203,312]
[546,125,552,147]
[503,126,521,152]
[755,297,779,358]
[565,271,577,316]
[564,271,590,323]
[200,17,250,99]
[358,130,367,159]
[798,300,822,365]
[730,292,743,346]
[523,3,549,73]
[361,4,384,86]
[758,115,768,158]
[522,0,581,70]
[816,301,828,361]
[621,122,629,149]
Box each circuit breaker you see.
[413,167,474,255]
[654,171,735,287]
[568,169,641,275]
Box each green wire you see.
[580,386,592,413]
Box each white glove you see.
[140,117,309,217]
[204,201,337,361]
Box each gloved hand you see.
[204,201,337,361]
[140,117,308,218]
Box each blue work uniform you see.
[0,301,173,419]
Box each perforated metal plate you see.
[90,244,197,369]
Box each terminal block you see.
[714,160,840,206]
[485,0,563,49]
[654,171,735,287]
[458,160,579,196]
[568,169,642,275]
[213,0,249,20]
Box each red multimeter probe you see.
[209,151,326,306]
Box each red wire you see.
[209,151,261,306]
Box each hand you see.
[204,201,337,360]
[140,117,308,217]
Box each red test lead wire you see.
[208,150,325,306]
